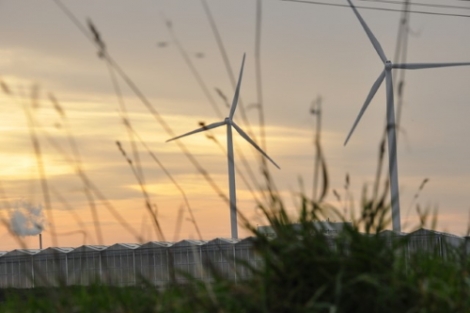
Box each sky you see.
[0,0,469,250]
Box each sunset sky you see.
[0,0,469,250]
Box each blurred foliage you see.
[1,196,469,313]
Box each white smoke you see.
[9,201,45,237]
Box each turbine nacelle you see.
[345,0,470,233]
[166,54,280,239]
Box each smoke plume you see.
[9,201,44,237]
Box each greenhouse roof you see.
[71,245,108,252]
[41,247,74,253]
[120,243,140,249]
[138,241,173,249]
[207,238,239,244]
[171,239,207,248]
[107,243,141,250]
[4,249,40,257]
[409,228,463,239]
[0,230,466,257]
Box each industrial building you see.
[0,228,467,288]
[0,237,257,288]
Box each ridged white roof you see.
[0,229,462,256]
[41,247,74,253]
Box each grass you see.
[1,1,469,312]
[1,198,469,312]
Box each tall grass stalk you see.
[1,2,468,312]
[2,191,470,312]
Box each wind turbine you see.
[344,0,470,232]
[167,54,280,239]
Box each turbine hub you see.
[385,60,393,70]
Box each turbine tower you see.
[167,54,280,239]
[345,0,470,232]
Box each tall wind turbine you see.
[344,0,470,232]
[167,54,280,239]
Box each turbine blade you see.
[166,120,226,142]
[393,62,470,70]
[229,53,246,119]
[344,70,385,146]
[347,0,387,63]
[231,121,280,169]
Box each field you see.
[0,0,469,311]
